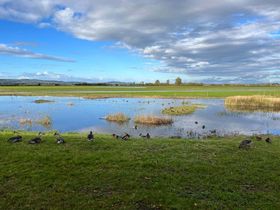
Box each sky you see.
[0,0,280,84]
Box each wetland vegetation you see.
[134,115,173,125]
[105,113,130,123]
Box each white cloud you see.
[0,0,280,82]
[0,43,75,62]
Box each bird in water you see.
[202,125,206,129]
[134,125,138,130]
[139,133,151,139]
[54,132,65,144]
[239,139,252,149]
[87,131,94,141]
[29,132,43,144]
[7,131,22,143]
[122,133,130,140]
[265,137,272,144]
[195,121,198,124]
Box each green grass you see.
[0,85,279,98]
[33,99,55,104]
[1,131,280,209]
[162,104,205,115]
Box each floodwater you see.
[0,96,279,137]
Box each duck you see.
[255,136,262,141]
[195,121,198,124]
[134,125,138,130]
[239,139,252,149]
[7,131,22,143]
[202,125,206,129]
[87,131,94,141]
[139,133,150,139]
[29,132,43,144]
[122,133,130,140]
[54,132,65,144]
[265,137,272,144]
[112,134,120,139]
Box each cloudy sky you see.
[0,0,279,83]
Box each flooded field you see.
[0,96,279,137]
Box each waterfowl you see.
[239,139,252,149]
[256,136,262,141]
[87,131,94,141]
[29,132,43,144]
[195,121,198,124]
[122,133,130,140]
[265,137,272,144]
[7,131,22,143]
[134,125,138,130]
[210,130,216,135]
[139,133,150,139]
[202,125,206,129]
[112,134,120,139]
[54,132,65,144]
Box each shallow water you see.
[0,96,279,137]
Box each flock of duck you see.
[239,136,272,149]
[7,131,94,144]
[6,119,273,149]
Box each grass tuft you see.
[36,116,52,127]
[134,115,173,125]
[162,104,205,115]
[34,99,54,104]
[225,95,280,112]
[105,113,130,123]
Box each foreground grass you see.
[1,132,280,209]
[0,85,279,98]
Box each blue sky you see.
[0,20,170,83]
[0,1,280,83]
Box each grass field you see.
[0,85,279,98]
[1,131,280,209]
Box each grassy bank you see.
[1,131,280,209]
[0,85,279,98]
[162,104,205,115]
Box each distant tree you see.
[175,77,182,85]
[155,80,160,85]
[166,80,170,85]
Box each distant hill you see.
[0,79,132,86]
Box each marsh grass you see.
[19,118,32,125]
[134,115,173,125]
[36,116,52,127]
[162,104,206,115]
[225,95,280,112]
[34,99,54,104]
[105,113,130,123]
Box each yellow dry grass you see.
[225,95,280,112]
[134,115,173,125]
[105,113,130,122]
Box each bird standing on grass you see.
[54,132,65,144]
[8,131,22,143]
[265,137,272,144]
[87,131,94,141]
[122,133,130,140]
[29,132,43,144]
[239,139,252,149]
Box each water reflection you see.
[0,96,279,137]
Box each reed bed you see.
[105,113,130,123]
[225,95,280,112]
[19,118,32,125]
[36,116,52,127]
[134,115,173,125]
